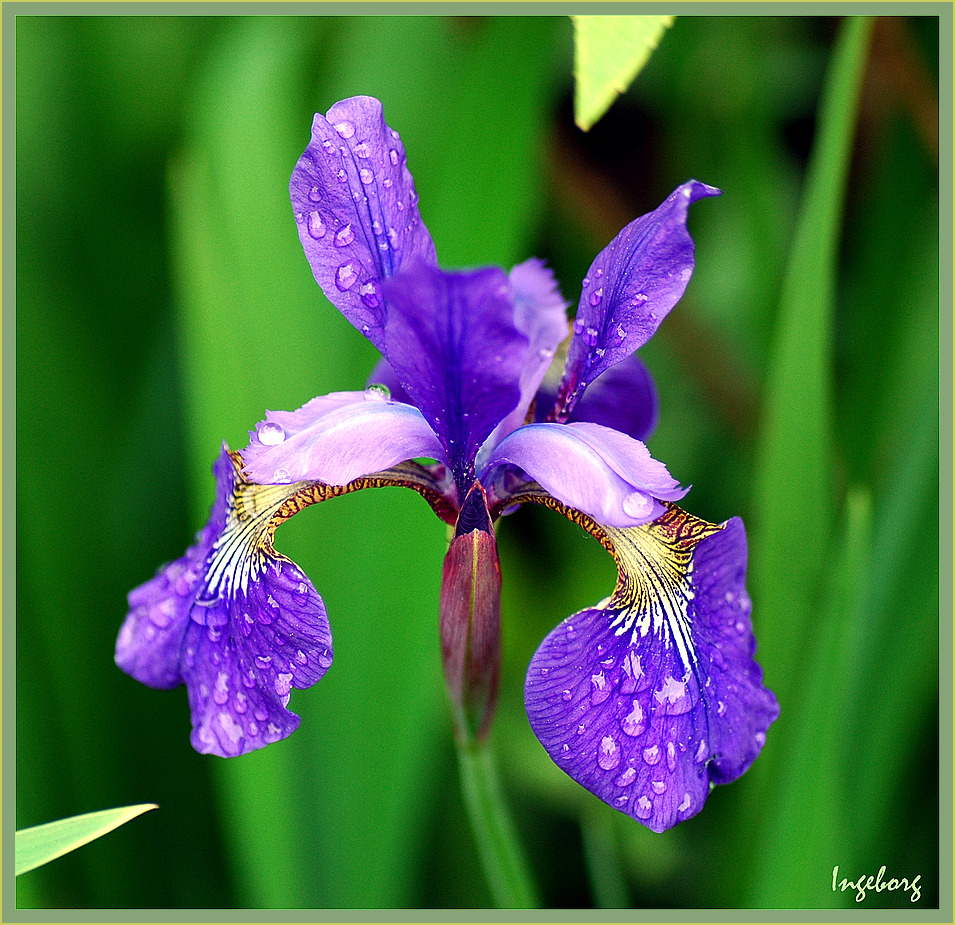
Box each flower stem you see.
[455,740,540,908]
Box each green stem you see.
[456,740,540,908]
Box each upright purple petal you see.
[482,259,569,449]
[291,96,437,352]
[552,181,720,421]
[241,390,447,486]
[523,505,778,832]
[381,264,529,490]
[483,421,687,528]
[117,448,334,757]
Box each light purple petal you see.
[117,448,334,757]
[291,96,437,352]
[381,264,528,488]
[553,181,720,420]
[525,509,778,832]
[241,390,447,486]
[537,353,659,443]
[483,421,686,528]
[483,259,569,450]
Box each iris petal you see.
[522,501,779,832]
[290,96,437,352]
[553,180,720,420]
[483,421,686,528]
[241,391,447,486]
[117,448,334,757]
[382,264,528,490]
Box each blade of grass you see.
[16,805,158,877]
[749,15,874,704]
[745,488,873,906]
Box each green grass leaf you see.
[16,805,158,877]
[572,15,673,130]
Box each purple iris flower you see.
[117,96,778,833]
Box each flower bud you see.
[440,483,501,743]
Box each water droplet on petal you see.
[616,324,627,340]
[382,177,393,189]
[620,701,646,737]
[234,692,248,714]
[573,319,585,335]
[755,731,766,748]
[561,689,573,702]
[589,288,603,307]
[336,168,348,184]
[591,671,610,705]
[318,649,333,669]
[353,141,370,158]
[598,735,620,770]
[274,672,293,698]
[678,792,692,813]
[651,780,666,795]
[213,671,229,705]
[642,745,660,766]
[635,795,653,819]
[321,138,336,154]
[336,262,358,291]
[364,383,390,402]
[387,227,400,249]
[307,211,326,239]
[334,224,355,247]
[272,468,291,484]
[359,281,381,308]
[334,120,355,139]
[584,326,599,346]
[254,655,272,670]
[623,491,652,519]
[666,741,677,770]
[257,421,286,446]
[576,723,586,736]
[359,167,374,185]
[307,185,322,203]
[616,766,637,787]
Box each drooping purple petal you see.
[536,353,659,443]
[290,96,437,352]
[117,448,334,757]
[524,507,778,832]
[552,181,720,421]
[381,264,529,490]
[483,421,686,528]
[241,390,447,486]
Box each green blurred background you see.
[14,14,940,910]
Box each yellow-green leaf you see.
[572,15,673,131]
[16,804,158,876]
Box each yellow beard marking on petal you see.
[507,489,722,675]
[201,453,456,602]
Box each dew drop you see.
[307,185,322,203]
[755,731,766,748]
[272,468,291,484]
[583,326,599,346]
[717,700,726,715]
[597,735,620,770]
[388,148,399,166]
[248,721,260,736]
[616,324,627,340]
[561,689,573,702]
[635,795,653,819]
[321,139,336,154]
[359,167,374,185]
[642,745,660,766]
[213,671,229,705]
[254,655,272,670]
[364,383,391,402]
[336,168,348,184]
[615,766,637,787]
[620,701,646,737]
[318,648,333,669]
[333,120,355,139]
[371,219,383,235]
[622,491,652,519]
[573,319,585,335]
[295,649,308,666]
[359,281,381,308]
[257,421,285,446]
[234,692,248,714]
[382,177,393,189]
[695,739,708,763]
[678,792,692,813]
[591,672,610,705]
[335,262,358,291]
[274,673,293,698]
[589,288,603,307]
[576,723,586,736]
[651,780,666,795]
[353,141,370,158]
[666,741,677,770]
[306,211,326,240]
[253,705,269,722]
[387,226,400,249]
[334,224,355,247]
